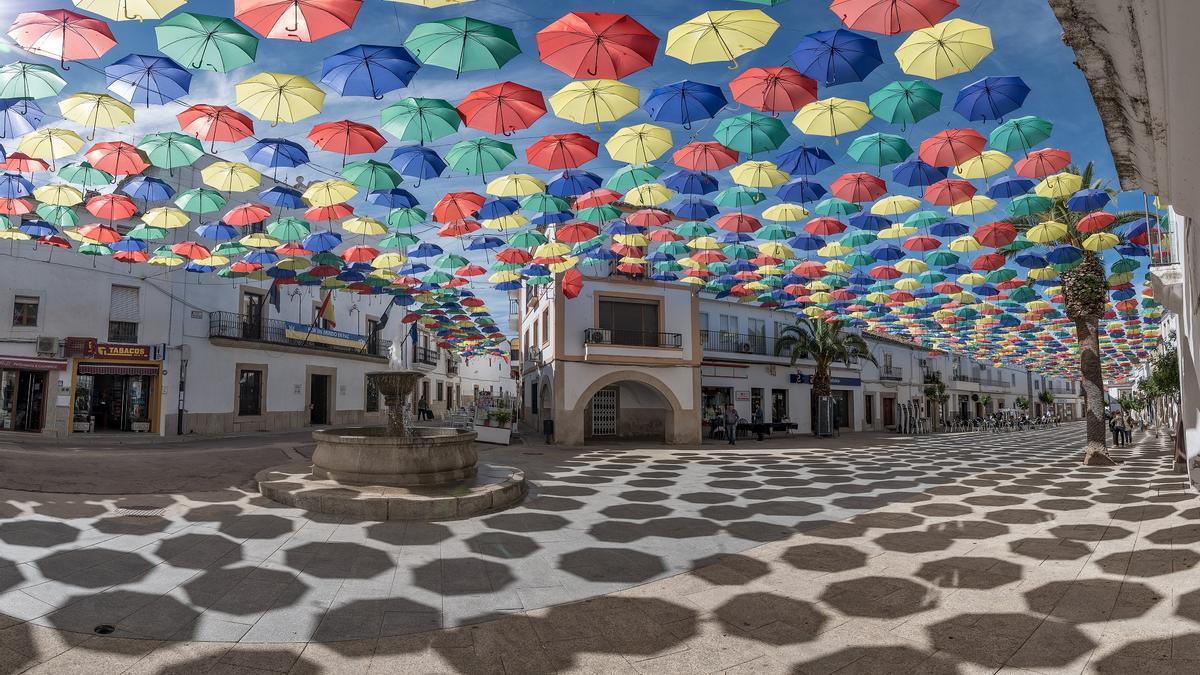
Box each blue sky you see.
[0,0,1132,326]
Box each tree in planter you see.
[1038,390,1056,418]
[1014,396,1030,412]
[776,316,877,405]
[981,394,993,411]
[923,372,950,431]
[1002,162,1142,465]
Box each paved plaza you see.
[0,424,1194,673]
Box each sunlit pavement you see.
[0,424,1194,673]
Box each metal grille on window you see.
[591,388,617,436]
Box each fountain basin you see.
[312,426,478,487]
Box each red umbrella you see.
[831,172,886,202]
[7,9,116,69]
[924,178,975,205]
[560,268,584,298]
[1015,148,1071,178]
[437,219,480,237]
[628,209,673,227]
[2,153,49,173]
[555,221,599,242]
[729,67,818,113]
[456,264,487,277]
[308,120,385,161]
[902,235,941,251]
[274,242,310,255]
[496,248,532,264]
[830,0,959,35]
[304,204,353,221]
[970,253,1005,271]
[225,203,271,226]
[1077,211,1116,233]
[869,265,900,280]
[933,281,962,294]
[86,194,137,220]
[433,192,485,222]
[973,221,1017,247]
[341,245,377,263]
[716,213,761,232]
[171,241,211,259]
[536,12,659,79]
[39,235,71,249]
[78,223,121,244]
[804,217,846,235]
[574,188,621,208]
[692,250,725,263]
[84,141,149,175]
[178,105,254,149]
[458,82,546,135]
[918,128,985,167]
[114,250,149,264]
[673,141,738,171]
[647,228,683,242]
[234,0,362,42]
[0,199,31,215]
[526,133,599,170]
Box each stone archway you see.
[564,370,700,445]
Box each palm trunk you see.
[1063,252,1115,466]
[812,363,832,397]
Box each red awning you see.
[0,357,67,371]
[77,364,159,376]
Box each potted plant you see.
[494,409,512,429]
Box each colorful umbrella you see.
[715,112,789,154]
[729,67,817,113]
[177,105,254,150]
[868,80,942,125]
[665,10,779,69]
[535,11,658,79]
[445,138,516,176]
[457,81,546,135]
[990,115,1053,153]
[320,44,420,98]
[8,9,116,69]
[58,93,134,139]
[793,98,872,141]
[918,128,985,167]
[790,29,881,86]
[847,132,912,167]
[954,75,1030,122]
[0,62,66,101]
[404,17,520,76]
[605,124,672,164]
[380,97,460,143]
[895,19,992,80]
[830,0,959,35]
[549,80,640,128]
[527,133,599,170]
[235,72,325,125]
[84,140,148,175]
[307,119,385,162]
[104,53,192,107]
[155,12,259,72]
[234,0,362,42]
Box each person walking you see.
[723,404,740,446]
[1111,410,1127,447]
[418,394,432,421]
[752,405,765,441]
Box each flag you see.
[267,278,281,313]
[375,296,397,331]
[316,291,336,328]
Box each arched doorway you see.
[584,380,674,443]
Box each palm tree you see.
[1002,161,1141,465]
[775,316,876,398]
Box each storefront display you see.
[69,343,160,433]
[0,357,65,433]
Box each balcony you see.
[446,357,460,375]
[414,345,439,366]
[880,366,904,381]
[209,312,390,359]
[584,328,682,348]
[700,330,772,356]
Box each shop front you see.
[69,343,161,434]
[0,357,66,433]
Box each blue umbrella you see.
[321,44,420,99]
[776,144,834,175]
[870,244,906,261]
[368,188,418,208]
[986,176,1034,199]
[400,262,430,274]
[105,54,191,106]
[776,177,826,202]
[18,220,55,237]
[929,220,969,237]
[109,237,146,252]
[673,196,718,220]
[650,272,678,281]
[259,186,305,208]
[663,169,719,195]
[195,221,239,241]
[787,234,825,250]
[0,173,33,198]
[1046,245,1083,266]
[849,212,890,231]
[264,266,294,278]
[531,211,572,226]
[410,242,444,258]
[547,169,601,197]
[0,143,6,163]
[494,280,522,291]
[245,138,309,169]
[245,250,280,265]
[389,145,446,183]
[122,176,175,202]
[467,235,504,250]
[302,230,341,252]
[953,76,1030,122]
[643,80,727,128]
[607,221,643,235]
[476,196,519,219]
[892,160,947,188]
[0,98,43,138]
[1066,188,1110,212]
[789,29,881,86]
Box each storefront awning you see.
[77,364,159,376]
[0,357,67,371]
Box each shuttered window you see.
[110,285,140,321]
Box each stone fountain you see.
[256,370,526,521]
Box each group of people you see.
[708,404,767,445]
[1108,408,1134,447]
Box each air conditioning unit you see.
[35,336,58,356]
[738,342,753,353]
[587,329,606,343]
[918,359,929,368]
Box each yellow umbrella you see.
[808,280,831,291]
[625,183,673,207]
[549,80,639,129]
[680,276,706,286]
[665,10,779,68]
[758,242,793,258]
[762,203,809,222]
[688,236,721,250]
[729,160,789,188]
[372,252,408,269]
[949,235,981,252]
[1107,271,1134,285]
[1027,267,1057,280]
[809,291,833,303]
[201,161,261,192]
[72,0,185,21]
[678,256,702,268]
[878,225,917,239]
[276,257,310,271]
[535,242,572,257]
[606,124,672,164]
[818,243,852,257]
[956,273,986,285]
[194,255,230,267]
[802,306,825,317]
[143,207,189,229]
[1035,172,1083,199]
[894,278,922,291]
[953,150,1012,180]
[486,174,545,197]
[895,19,993,80]
[58,93,134,138]
[489,271,522,283]
[793,98,872,140]
[895,259,928,274]
[148,255,184,267]
[387,0,474,6]
[948,196,996,216]
[1082,232,1119,252]
[483,214,527,230]
[18,128,84,165]
[235,73,325,125]
[824,260,851,273]
[303,179,357,206]
[865,292,891,304]
[342,216,387,235]
[32,184,83,206]
[1027,220,1068,244]
[871,195,921,216]
[239,233,280,248]
[619,255,647,265]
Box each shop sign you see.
[284,322,367,350]
[790,374,862,387]
[95,344,152,360]
[735,390,751,401]
[64,337,97,357]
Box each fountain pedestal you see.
[256,370,526,521]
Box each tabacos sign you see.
[95,344,151,360]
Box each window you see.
[109,285,139,343]
[242,292,265,340]
[238,369,263,416]
[531,382,538,415]
[1012,374,1016,385]
[436,381,444,401]
[12,295,38,327]
[366,317,379,354]
[541,311,548,344]
[312,302,333,330]
[365,376,379,412]
[108,321,139,343]
[598,297,660,346]
[1034,380,1040,390]
[719,314,739,335]
[747,318,766,353]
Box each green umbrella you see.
[843,251,875,266]
[445,138,516,176]
[492,261,523,272]
[404,17,521,76]
[673,221,713,237]
[35,203,79,228]
[509,230,548,247]
[714,186,765,208]
[381,98,461,144]
[58,161,113,188]
[606,164,662,192]
[520,193,568,212]
[654,260,683,273]
[713,112,789,154]
[127,224,168,241]
[1008,194,1052,217]
[575,205,621,223]
[723,243,756,259]
[79,243,113,256]
[525,275,553,286]
[985,268,1018,283]
[216,265,247,279]
[434,253,470,269]
[658,241,689,256]
[1111,258,1140,274]
[840,231,877,248]
[917,271,947,284]
[813,197,859,216]
[821,274,849,288]
[155,12,258,73]
[311,251,344,267]
[867,281,895,293]
[138,132,204,169]
[212,241,248,256]
[386,207,427,228]
[904,210,944,228]
[266,216,310,240]
[846,132,913,167]
[175,187,226,215]
[989,115,1053,153]
[340,159,402,191]
[924,250,959,266]
[757,225,795,241]
[0,61,65,101]
[1008,285,1038,302]
[868,81,942,125]
[1001,235,1036,252]
[380,230,420,247]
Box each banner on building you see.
[284,322,367,350]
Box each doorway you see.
[88,373,153,432]
[310,374,330,425]
[590,387,617,436]
[883,396,895,428]
[0,370,46,432]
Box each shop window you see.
[12,296,38,327]
[108,321,139,344]
[238,369,263,416]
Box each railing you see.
[880,366,904,381]
[209,311,390,358]
[952,374,980,383]
[584,328,682,348]
[414,345,439,365]
[523,346,543,366]
[700,330,772,355]
[446,358,460,375]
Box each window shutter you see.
[110,286,140,321]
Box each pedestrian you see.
[418,394,432,421]
[752,405,765,441]
[723,404,740,446]
[1111,410,1126,447]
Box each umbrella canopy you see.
[715,112,789,154]
[8,9,117,68]
[380,97,460,143]
[868,80,942,125]
[235,72,325,124]
[954,75,1030,121]
[59,93,134,138]
[847,132,912,167]
[445,138,516,176]
[177,105,255,147]
[793,97,872,140]
[307,119,385,158]
[234,0,362,42]
[84,140,149,174]
[404,17,520,76]
[895,18,992,79]
[674,141,739,171]
[535,12,658,79]
[643,80,727,127]
[919,128,985,167]
[0,62,66,101]
[457,81,546,135]
[665,9,779,68]
[830,0,959,35]
[729,67,817,113]
[605,124,672,164]
[549,80,639,127]
[790,29,882,86]
[155,12,259,72]
[105,53,192,106]
[527,133,599,170]
[245,137,309,169]
[320,44,420,98]
[990,115,1053,153]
